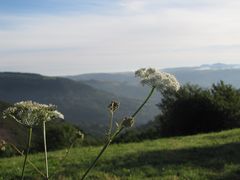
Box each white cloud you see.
[1,0,240,75]
[120,0,147,12]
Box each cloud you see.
[1,0,240,75]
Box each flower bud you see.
[108,101,120,112]
[121,117,135,128]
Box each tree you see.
[157,82,240,136]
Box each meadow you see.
[0,128,239,179]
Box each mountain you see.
[196,63,240,70]
[165,66,240,88]
[68,64,240,94]
[0,72,159,136]
[67,72,162,101]
[1,63,240,137]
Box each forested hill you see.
[0,72,158,136]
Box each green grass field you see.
[0,128,240,180]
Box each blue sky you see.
[1,0,240,75]
[0,0,118,15]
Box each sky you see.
[1,0,240,75]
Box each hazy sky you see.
[1,0,240,75]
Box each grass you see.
[0,128,240,179]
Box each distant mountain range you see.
[67,63,240,99]
[1,63,240,136]
[195,63,240,70]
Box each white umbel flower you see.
[3,101,64,127]
[135,68,180,92]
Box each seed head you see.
[108,101,120,113]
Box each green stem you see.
[43,121,49,179]
[132,87,155,118]
[80,127,122,180]
[80,87,156,180]
[80,139,111,180]
[107,111,113,141]
[21,127,32,180]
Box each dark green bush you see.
[117,81,240,142]
[158,81,240,136]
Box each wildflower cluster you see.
[135,68,180,92]
[3,101,64,127]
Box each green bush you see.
[117,81,240,142]
[157,81,240,136]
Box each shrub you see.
[117,81,240,142]
[158,81,240,136]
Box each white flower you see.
[52,110,64,120]
[135,68,180,92]
[3,101,64,127]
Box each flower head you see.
[135,68,180,92]
[3,101,64,127]
[108,101,120,113]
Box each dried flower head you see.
[120,117,135,128]
[3,101,64,127]
[135,68,180,92]
[108,101,120,113]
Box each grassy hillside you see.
[0,128,239,179]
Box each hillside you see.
[67,64,240,101]
[0,128,239,179]
[0,72,158,136]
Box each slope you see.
[0,72,158,136]
[0,128,239,179]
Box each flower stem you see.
[131,87,155,118]
[107,111,114,141]
[80,127,122,180]
[80,87,156,180]
[43,121,49,179]
[21,127,32,180]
